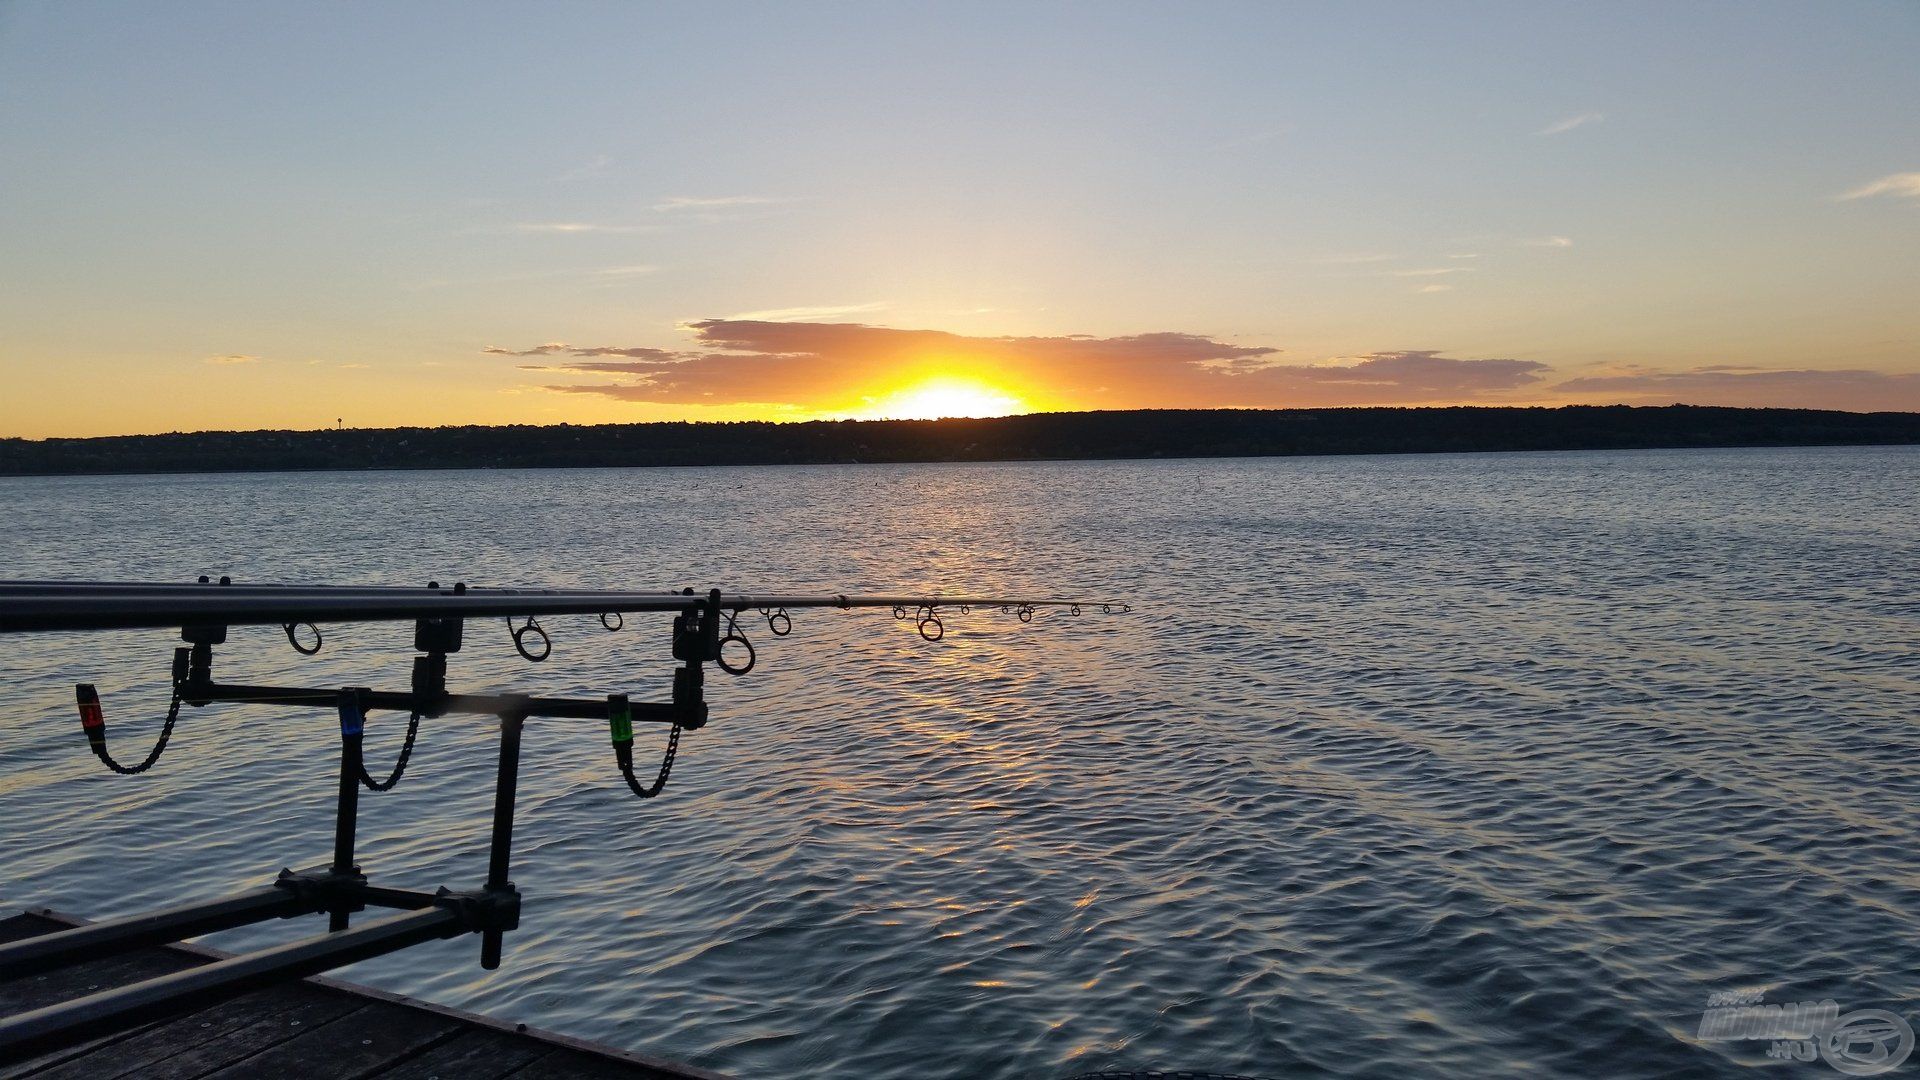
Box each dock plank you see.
[0,912,728,1080]
[198,1000,459,1079]
[0,950,194,1015]
[0,1025,151,1080]
[94,992,365,1079]
[364,1029,556,1079]
[15,983,347,1080]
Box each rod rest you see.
[13,585,731,1060]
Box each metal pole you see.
[176,682,684,722]
[0,886,308,978]
[480,713,524,970]
[0,905,462,1062]
[330,730,361,932]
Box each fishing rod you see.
[0,579,1112,633]
[0,576,1128,1061]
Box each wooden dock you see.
[0,910,731,1080]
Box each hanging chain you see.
[357,710,421,791]
[620,721,681,799]
[95,691,183,775]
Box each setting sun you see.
[856,377,1026,420]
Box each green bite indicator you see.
[607,694,633,745]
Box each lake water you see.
[1,447,1917,1078]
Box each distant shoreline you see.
[3,405,1917,478]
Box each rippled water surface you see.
[2,448,1917,1078]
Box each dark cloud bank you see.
[488,320,1920,413]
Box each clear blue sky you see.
[2,1,1916,434]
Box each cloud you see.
[553,155,611,182]
[651,195,797,213]
[1391,267,1475,277]
[720,302,887,322]
[1287,351,1547,398]
[1416,284,1453,294]
[499,321,1549,410]
[485,342,572,356]
[486,343,686,361]
[1838,173,1920,201]
[512,222,657,234]
[495,320,1920,413]
[408,264,664,292]
[205,354,260,365]
[1522,236,1574,248]
[1537,112,1604,136]
[1551,366,1920,412]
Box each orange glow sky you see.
[1,4,1917,437]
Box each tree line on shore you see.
[3,405,1917,475]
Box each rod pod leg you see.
[480,713,525,969]
[330,689,369,932]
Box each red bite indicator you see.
[74,683,105,735]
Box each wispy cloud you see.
[1416,284,1454,294]
[405,264,665,291]
[512,222,658,234]
[1322,253,1400,264]
[553,155,611,182]
[1522,236,1574,248]
[485,343,572,357]
[651,195,797,213]
[1838,172,1920,201]
[1391,267,1475,277]
[1537,112,1604,136]
[205,354,260,365]
[719,302,887,322]
[484,343,686,360]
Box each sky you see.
[1,1,1917,437]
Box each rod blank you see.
[0,580,1120,634]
